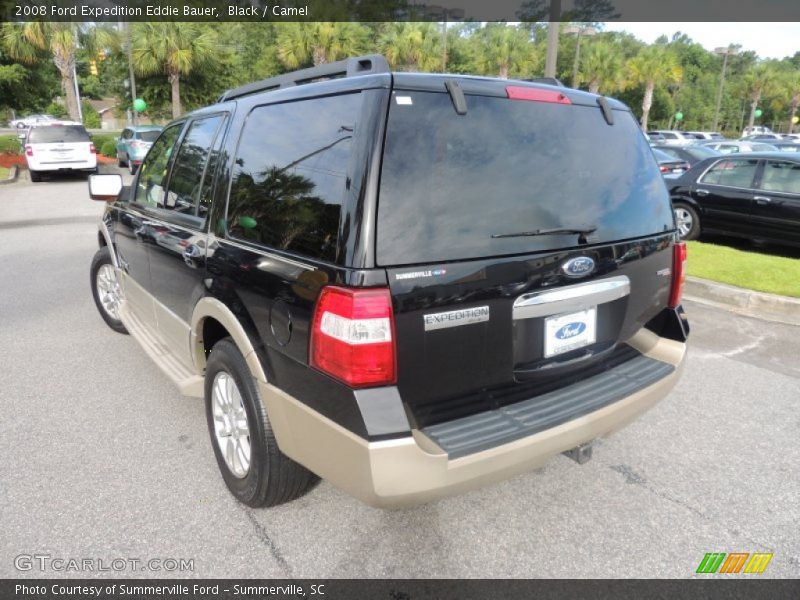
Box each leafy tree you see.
[131,23,220,119]
[625,45,683,130]
[2,23,118,121]
[780,71,800,133]
[743,62,778,129]
[475,24,536,79]
[275,23,369,68]
[378,23,441,71]
[578,39,623,94]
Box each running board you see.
[119,302,204,398]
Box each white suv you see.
[24,124,97,182]
[650,130,696,146]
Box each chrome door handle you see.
[696,189,710,196]
[754,195,772,204]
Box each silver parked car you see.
[701,141,779,154]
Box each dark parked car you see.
[668,153,800,246]
[652,148,690,177]
[86,55,689,509]
[651,144,721,166]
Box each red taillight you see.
[89,144,96,154]
[25,145,33,156]
[660,165,670,173]
[668,242,687,309]
[506,86,572,105]
[310,286,396,388]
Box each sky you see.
[602,22,800,60]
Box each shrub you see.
[100,140,117,158]
[81,101,101,129]
[45,102,68,119]
[0,135,22,154]
[91,133,117,153]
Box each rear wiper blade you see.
[491,226,597,239]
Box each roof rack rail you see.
[217,54,391,103]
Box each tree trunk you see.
[747,92,761,129]
[313,47,327,66]
[169,71,181,119]
[53,51,80,122]
[789,94,799,133]
[498,64,509,79]
[589,78,600,94]
[640,81,654,131]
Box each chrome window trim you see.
[513,275,630,320]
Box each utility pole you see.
[564,24,596,88]
[712,45,738,132]
[544,0,561,78]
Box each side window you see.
[162,115,225,223]
[663,132,676,139]
[760,160,800,194]
[700,159,758,188]
[133,123,183,208]
[227,93,361,263]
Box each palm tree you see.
[742,63,778,130]
[626,45,682,131]
[578,39,623,94]
[132,23,218,119]
[2,23,117,121]
[378,23,441,72]
[782,71,800,133]
[275,23,368,69]
[475,24,536,79]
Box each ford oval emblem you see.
[562,256,595,278]
[555,322,586,340]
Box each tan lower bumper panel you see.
[258,333,686,509]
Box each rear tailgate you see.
[376,82,676,428]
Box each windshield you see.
[136,130,161,142]
[377,91,674,265]
[28,126,90,143]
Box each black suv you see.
[88,55,689,508]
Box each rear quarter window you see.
[226,93,362,263]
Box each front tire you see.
[90,247,128,334]
[205,338,318,507]
[673,203,700,240]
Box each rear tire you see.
[673,203,700,240]
[205,338,318,507]
[117,152,127,168]
[29,169,41,182]
[90,247,128,334]
[129,161,138,175]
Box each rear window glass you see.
[137,130,161,142]
[377,91,673,265]
[28,126,90,143]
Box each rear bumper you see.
[27,158,97,172]
[258,328,686,508]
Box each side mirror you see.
[88,174,123,202]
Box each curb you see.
[684,276,800,326]
[0,165,18,185]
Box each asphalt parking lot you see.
[1,168,798,579]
